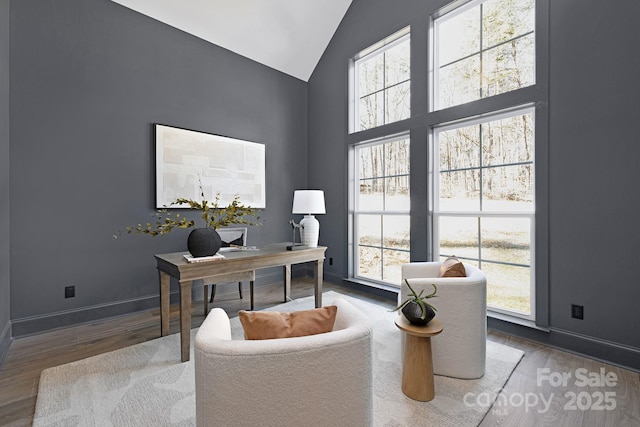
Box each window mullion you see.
[477,216,482,269]
[479,124,483,212]
[383,52,387,126]
[479,2,484,100]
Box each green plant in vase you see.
[392,279,438,326]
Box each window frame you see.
[432,106,536,320]
[427,0,548,324]
[350,133,411,287]
[431,0,536,112]
[349,27,411,134]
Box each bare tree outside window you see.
[436,0,535,110]
[436,110,534,315]
[355,33,410,131]
[355,137,410,285]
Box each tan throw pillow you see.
[440,256,466,277]
[239,305,338,340]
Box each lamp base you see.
[300,215,320,248]
[286,244,309,251]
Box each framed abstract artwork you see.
[155,124,266,208]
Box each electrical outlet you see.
[571,304,583,319]
[329,257,333,266]
[65,285,75,298]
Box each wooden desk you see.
[394,316,443,401]
[155,244,327,362]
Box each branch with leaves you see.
[118,192,261,237]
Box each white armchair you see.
[401,262,487,379]
[194,298,373,427]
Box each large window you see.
[352,136,410,285]
[430,0,538,320]
[351,27,410,133]
[346,0,545,322]
[434,0,535,110]
[434,109,535,317]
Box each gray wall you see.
[546,0,640,360]
[309,0,640,370]
[0,0,11,362]
[8,0,308,335]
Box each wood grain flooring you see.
[0,278,638,426]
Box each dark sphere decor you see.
[401,301,436,326]
[187,228,222,257]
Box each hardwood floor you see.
[1,279,638,426]
[480,332,640,426]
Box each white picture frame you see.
[155,124,266,208]
[217,227,248,252]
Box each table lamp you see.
[291,190,326,248]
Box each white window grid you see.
[432,106,536,319]
[352,133,410,286]
[350,27,410,133]
[431,0,536,111]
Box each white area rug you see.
[33,291,523,426]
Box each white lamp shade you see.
[292,190,326,214]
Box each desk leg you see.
[283,264,291,302]
[159,270,170,337]
[179,281,192,363]
[314,258,324,308]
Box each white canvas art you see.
[155,124,266,208]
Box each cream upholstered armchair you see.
[194,298,373,427]
[401,261,487,379]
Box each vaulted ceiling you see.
[110,0,353,81]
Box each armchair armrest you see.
[196,308,232,343]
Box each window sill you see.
[488,310,550,332]
[343,278,400,301]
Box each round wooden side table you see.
[394,316,443,401]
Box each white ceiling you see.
[110,0,353,81]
